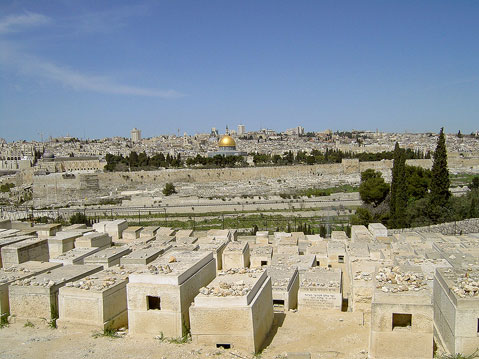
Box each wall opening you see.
[392,313,412,330]
[316,260,320,266]
[216,344,231,349]
[147,296,161,310]
[261,260,268,266]
[338,255,344,263]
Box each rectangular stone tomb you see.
[0,236,36,268]
[103,220,128,240]
[206,229,234,242]
[140,226,160,238]
[48,232,83,258]
[35,224,62,239]
[276,243,299,255]
[75,232,112,249]
[272,254,317,273]
[267,265,299,311]
[127,250,216,337]
[433,267,479,357]
[123,226,143,240]
[62,224,87,231]
[175,229,194,238]
[1,238,49,269]
[156,227,175,237]
[369,266,433,359]
[368,223,388,239]
[173,244,199,252]
[250,246,273,268]
[190,268,273,353]
[176,237,198,245]
[9,264,103,321]
[0,219,12,229]
[199,241,229,271]
[155,235,176,245]
[49,247,102,265]
[255,231,269,245]
[298,267,342,311]
[0,229,20,238]
[0,261,62,316]
[57,267,136,330]
[120,245,171,266]
[83,246,132,269]
[222,241,250,270]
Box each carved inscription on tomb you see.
[299,291,340,307]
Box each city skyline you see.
[1,1,479,141]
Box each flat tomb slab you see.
[190,270,274,353]
[9,264,103,320]
[119,244,171,266]
[83,246,132,268]
[58,266,136,329]
[196,268,267,307]
[49,247,102,265]
[0,261,63,315]
[129,250,214,286]
[75,232,111,249]
[1,238,49,268]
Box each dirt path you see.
[0,310,369,359]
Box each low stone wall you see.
[389,218,479,235]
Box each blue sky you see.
[1,0,478,141]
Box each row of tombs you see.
[1,218,479,357]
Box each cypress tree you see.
[395,149,408,228]
[389,143,407,228]
[429,128,451,223]
[389,143,400,225]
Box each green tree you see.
[350,207,373,226]
[70,212,89,225]
[162,183,177,196]
[429,128,451,223]
[359,169,389,206]
[319,224,327,238]
[128,151,139,168]
[389,143,408,228]
[469,176,479,190]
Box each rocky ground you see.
[0,310,369,359]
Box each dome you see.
[43,152,54,159]
[218,135,236,148]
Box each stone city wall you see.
[28,157,479,206]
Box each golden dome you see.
[218,135,236,148]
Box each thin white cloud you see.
[0,12,50,34]
[0,43,183,98]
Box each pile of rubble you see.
[446,269,479,298]
[272,278,292,288]
[146,264,173,274]
[217,268,264,276]
[199,280,252,297]
[375,266,427,293]
[354,271,372,281]
[13,276,60,288]
[65,268,132,291]
[0,266,35,284]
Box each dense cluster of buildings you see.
[1,128,478,174]
[1,218,479,357]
